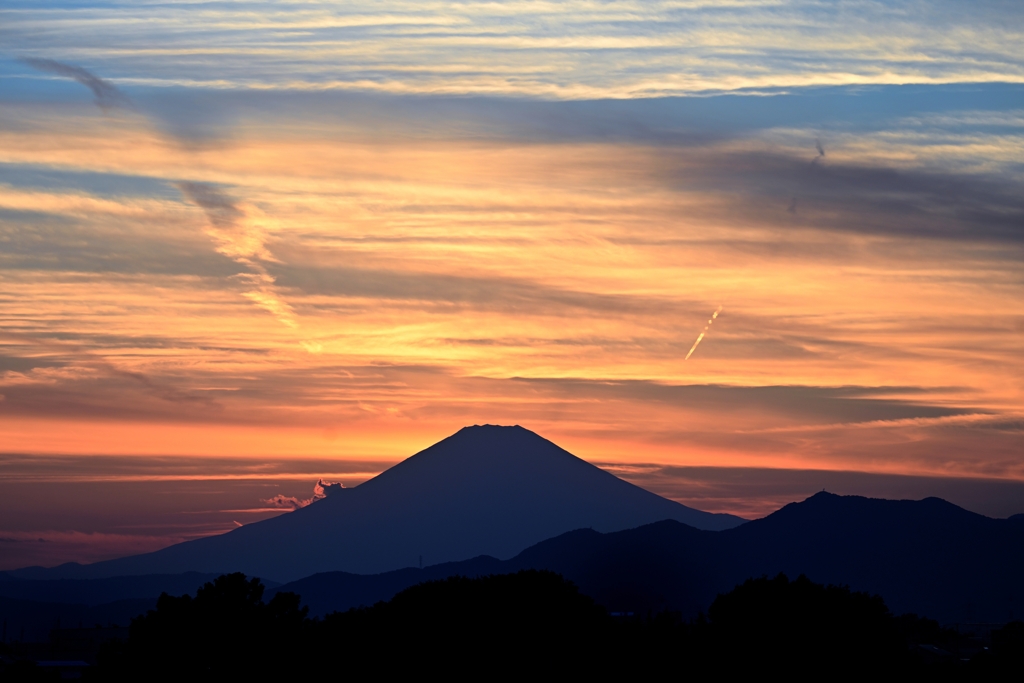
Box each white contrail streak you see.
[685,306,722,360]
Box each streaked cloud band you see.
[4,1,1023,98]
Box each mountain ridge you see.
[4,491,1021,636]
[269,491,1024,624]
[10,425,743,582]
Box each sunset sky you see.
[2,0,1023,569]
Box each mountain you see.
[721,492,1024,623]
[270,492,1024,624]
[18,425,743,582]
[6,491,1021,631]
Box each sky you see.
[1,0,1023,569]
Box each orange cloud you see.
[0,98,1021,488]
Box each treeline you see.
[70,571,1022,679]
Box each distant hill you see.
[270,492,1024,624]
[14,426,742,582]
[5,492,1021,633]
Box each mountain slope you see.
[7,492,1020,627]
[27,425,742,581]
[723,492,1024,622]
[273,492,1024,624]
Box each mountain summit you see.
[40,425,743,581]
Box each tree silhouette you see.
[314,570,610,676]
[95,573,307,680]
[703,573,905,674]
[86,570,998,679]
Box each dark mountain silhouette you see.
[721,492,1024,623]
[270,492,1024,624]
[12,426,742,582]
[4,492,1021,635]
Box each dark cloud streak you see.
[271,261,678,316]
[661,149,1024,246]
[512,378,978,425]
[0,216,239,277]
[0,331,220,414]
[176,182,244,229]
[19,58,131,111]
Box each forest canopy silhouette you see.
[82,571,1023,680]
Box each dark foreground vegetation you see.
[3,571,1022,680]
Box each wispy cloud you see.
[177,182,298,328]
[1,42,1022,563]
[8,1,1024,98]
[0,330,220,414]
[19,58,131,111]
[260,494,315,510]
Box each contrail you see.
[684,306,722,360]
